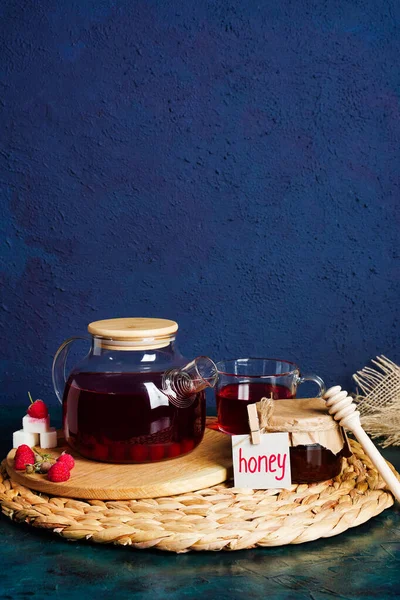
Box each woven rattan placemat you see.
[0,440,397,553]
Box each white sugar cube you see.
[39,428,58,449]
[13,429,39,448]
[22,414,50,434]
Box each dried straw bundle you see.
[353,356,400,447]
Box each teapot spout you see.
[162,356,218,408]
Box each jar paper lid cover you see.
[257,398,345,455]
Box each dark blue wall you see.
[1,0,399,407]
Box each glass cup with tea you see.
[215,358,325,434]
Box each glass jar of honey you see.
[258,397,350,483]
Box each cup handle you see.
[297,373,326,397]
[52,336,88,404]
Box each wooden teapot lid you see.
[88,318,178,348]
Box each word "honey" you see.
[239,447,287,481]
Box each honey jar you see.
[257,397,351,483]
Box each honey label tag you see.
[232,433,292,489]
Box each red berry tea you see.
[216,382,294,434]
[63,371,205,463]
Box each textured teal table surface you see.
[0,406,399,600]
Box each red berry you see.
[168,443,181,458]
[15,456,33,470]
[15,444,35,459]
[181,439,195,454]
[149,444,164,461]
[99,434,112,446]
[14,445,35,470]
[57,453,75,470]
[81,433,97,447]
[47,462,71,482]
[28,400,48,419]
[92,443,109,461]
[110,443,126,462]
[129,444,148,462]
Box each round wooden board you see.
[6,422,233,500]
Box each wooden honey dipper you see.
[324,386,400,502]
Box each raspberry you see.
[15,444,35,459]
[181,439,195,454]
[99,434,112,446]
[47,462,71,482]
[168,443,181,458]
[15,456,33,470]
[92,443,109,461]
[14,445,35,470]
[81,433,97,447]
[110,443,126,462]
[149,444,164,461]
[129,444,148,462]
[57,453,75,470]
[28,399,48,419]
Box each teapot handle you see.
[52,336,88,404]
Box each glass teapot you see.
[52,318,218,463]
